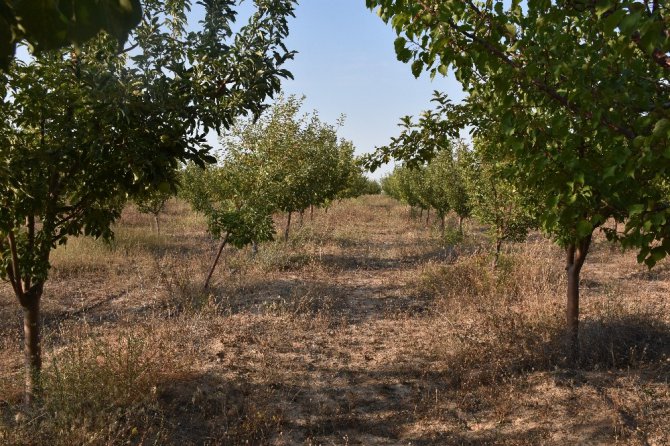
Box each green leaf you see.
[411,59,424,78]
[602,9,626,34]
[576,220,593,237]
[595,0,615,18]
[394,37,412,63]
[619,12,641,35]
[629,203,645,216]
[653,119,670,137]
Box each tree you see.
[423,151,452,235]
[0,0,142,69]
[224,95,357,240]
[0,0,295,401]
[135,187,174,234]
[370,103,470,233]
[335,157,381,200]
[181,157,276,289]
[380,172,400,200]
[465,139,537,268]
[392,164,430,220]
[367,0,670,359]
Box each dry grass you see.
[0,195,669,445]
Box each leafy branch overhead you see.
[0,0,143,69]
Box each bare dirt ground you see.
[1,195,669,445]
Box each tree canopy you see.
[366,0,670,358]
[0,0,296,401]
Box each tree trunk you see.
[425,208,430,226]
[492,239,502,269]
[251,241,259,256]
[284,211,292,242]
[440,214,446,238]
[154,214,160,234]
[204,233,229,290]
[18,283,44,405]
[458,216,464,235]
[419,208,423,220]
[299,210,304,228]
[565,234,592,364]
[310,205,314,221]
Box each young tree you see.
[135,187,174,234]
[446,143,471,235]
[380,172,401,201]
[224,95,357,240]
[465,139,537,268]
[393,164,430,220]
[371,105,470,232]
[0,0,295,401]
[181,158,276,289]
[368,1,670,359]
[423,151,452,235]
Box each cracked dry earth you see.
[1,196,670,445]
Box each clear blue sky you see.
[278,0,465,178]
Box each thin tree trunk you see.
[565,234,592,364]
[154,214,160,234]
[204,233,229,290]
[440,214,446,238]
[458,216,464,234]
[23,295,41,404]
[299,210,304,227]
[284,211,292,242]
[426,208,430,226]
[492,239,502,269]
[310,205,314,221]
[419,208,423,220]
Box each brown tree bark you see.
[22,290,42,404]
[204,233,229,290]
[310,205,314,221]
[458,216,464,235]
[440,214,446,238]
[425,208,430,226]
[154,214,160,234]
[565,234,592,364]
[492,239,502,269]
[284,211,292,242]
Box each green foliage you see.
[0,0,142,69]
[465,138,538,247]
[180,154,276,249]
[366,1,670,267]
[224,95,358,214]
[380,173,400,200]
[337,162,381,199]
[135,186,174,217]
[0,0,296,294]
[370,102,471,223]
